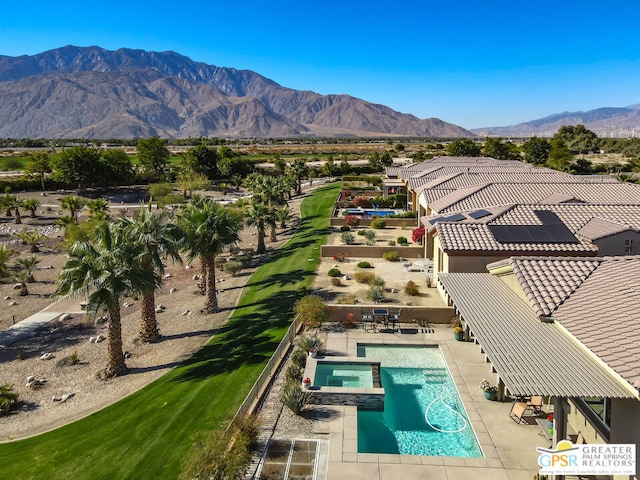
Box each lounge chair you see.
[527,396,544,415]
[388,309,401,330]
[509,401,534,424]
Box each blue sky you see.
[2,0,640,129]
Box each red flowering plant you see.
[412,227,425,244]
[344,215,360,228]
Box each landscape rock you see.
[180,309,191,316]
[40,352,54,360]
[8,301,18,306]
[12,283,22,290]
[170,288,177,294]
[58,313,72,321]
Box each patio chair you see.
[388,309,401,330]
[361,308,376,332]
[509,401,534,424]
[527,396,544,415]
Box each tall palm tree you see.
[276,205,291,228]
[55,222,160,377]
[116,207,183,342]
[244,202,270,254]
[285,158,308,196]
[178,197,242,313]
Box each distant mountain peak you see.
[0,45,473,139]
[472,105,640,138]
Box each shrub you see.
[397,236,408,245]
[370,218,386,229]
[357,230,366,236]
[340,225,350,231]
[353,196,372,208]
[412,227,426,244]
[336,294,358,304]
[285,363,303,384]
[405,280,419,296]
[0,384,18,415]
[224,261,243,277]
[341,312,357,329]
[294,295,328,329]
[357,261,372,268]
[281,383,311,415]
[298,334,323,352]
[366,285,385,303]
[328,268,342,277]
[340,232,355,245]
[370,276,385,288]
[291,349,308,371]
[330,277,341,287]
[383,250,400,261]
[355,271,375,284]
[344,215,360,227]
[214,257,227,270]
[387,240,396,246]
[362,230,376,241]
[57,351,80,366]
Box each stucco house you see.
[438,256,640,478]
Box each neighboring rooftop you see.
[430,182,640,213]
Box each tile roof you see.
[435,222,598,253]
[491,203,640,233]
[486,256,640,391]
[430,182,640,213]
[555,256,640,390]
[576,217,639,241]
[438,272,637,397]
[493,256,601,316]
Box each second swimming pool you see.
[356,344,482,457]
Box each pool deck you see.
[309,326,548,480]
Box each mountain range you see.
[0,45,473,139]
[472,105,640,138]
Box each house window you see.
[624,239,633,253]
[575,396,611,440]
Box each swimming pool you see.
[356,344,482,457]
[345,209,398,218]
[314,362,374,388]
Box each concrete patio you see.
[303,326,550,480]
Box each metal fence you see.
[228,316,303,429]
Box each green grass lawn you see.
[0,183,339,480]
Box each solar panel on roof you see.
[488,223,579,244]
[444,213,466,222]
[468,209,491,219]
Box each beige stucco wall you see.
[610,398,640,480]
[594,231,640,256]
[491,270,530,305]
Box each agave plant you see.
[281,383,311,415]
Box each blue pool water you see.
[356,345,482,457]
[314,363,374,388]
[346,209,397,218]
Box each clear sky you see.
[2,0,640,129]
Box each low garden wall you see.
[329,217,418,227]
[321,245,423,259]
[325,304,455,325]
[308,389,384,411]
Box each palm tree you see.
[15,230,46,253]
[276,205,291,228]
[86,198,110,220]
[55,222,160,377]
[59,195,86,222]
[23,199,40,218]
[116,206,183,342]
[0,245,17,280]
[13,256,40,295]
[178,197,242,313]
[3,195,23,224]
[244,202,270,254]
[285,159,308,195]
